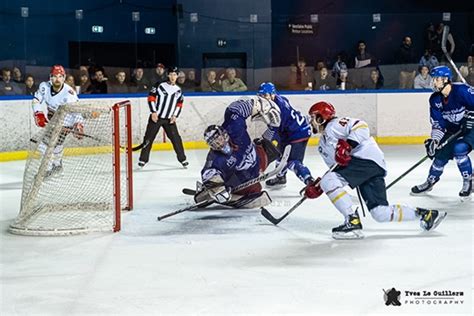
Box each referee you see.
[138,66,188,168]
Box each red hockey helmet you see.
[308,101,336,133]
[50,65,66,77]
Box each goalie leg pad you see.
[227,191,272,209]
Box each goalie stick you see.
[261,164,338,225]
[157,145,292,221]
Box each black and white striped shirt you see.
[148,82,184,119]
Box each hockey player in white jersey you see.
[304,101,447,239]
[32,65,81,177]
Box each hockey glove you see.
[424,138,439,158]
[304,177,323,199]
[34,111,48,128]
[335,139,352,166]
[73,123,85,139]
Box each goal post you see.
[9,100,133,236]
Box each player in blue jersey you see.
[411,66,474,201]
[257,82,314,188]
[194,97,281,208]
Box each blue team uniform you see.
[262,94,313,183]
[262,95,312,143]
[201,99,260,189]
[426,83,474,182]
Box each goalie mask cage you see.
[9,100,133,236]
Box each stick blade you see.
[260,207,280,225]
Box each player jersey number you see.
[290,110,306,126]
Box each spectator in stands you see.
[130,67,150,93]
[424,22,438,52]
[396,36,416,89]
[222,67,247,92]
[459,55,473,82]
[78,71,90,94]
[86,68,108,94]
[363,69,384,90]
[177,70,197,92]
[354,40,374,68]
[419,49,439,70]
[315,60,327,71]
[332,51,349,78]
[0,68,22,95]
[12,67,23,84]
[288,59,311,90]
[201,70,222,92]
[186,69,200,91]
[108,71,130,94]
[337,68,356,90]
[65,74,76,89]
[465,66,474,86]
[24,74,37,95]
[433,23,455,62]
[414,65,432,89]
[151,63,167,85]
[312,67,336,90]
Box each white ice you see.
[0,146,473,316]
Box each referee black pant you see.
[139,116,187,164]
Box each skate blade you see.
[332,230,364,240]
[410,189,432,196]
[459,195,472,202]
[430,212,447,231]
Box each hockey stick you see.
[442,25,466,84]
[261,164,338,225]
[386,129,462,190]
[157,145,292,221]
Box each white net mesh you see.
[9,101,132,236]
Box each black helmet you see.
[167,66,179,74]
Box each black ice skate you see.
[410,179,438,196]
[459,177,472,202]
[416,208,447,231]
[44,162,63,179]
[265,175,286,189]
[332,211,364,240]
[181,160,189,169]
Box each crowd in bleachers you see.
[1,22,472,96]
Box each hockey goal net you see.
[9,100,133,236]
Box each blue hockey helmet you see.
[258,82,277,95]
[430,66,452,80]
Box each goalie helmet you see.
[250,96,281,127]
[308,101,336,134]
[204,125,232,155]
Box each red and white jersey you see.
[318,117,387,171]
[32,82,80,127]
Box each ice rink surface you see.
[1,145,473,316]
